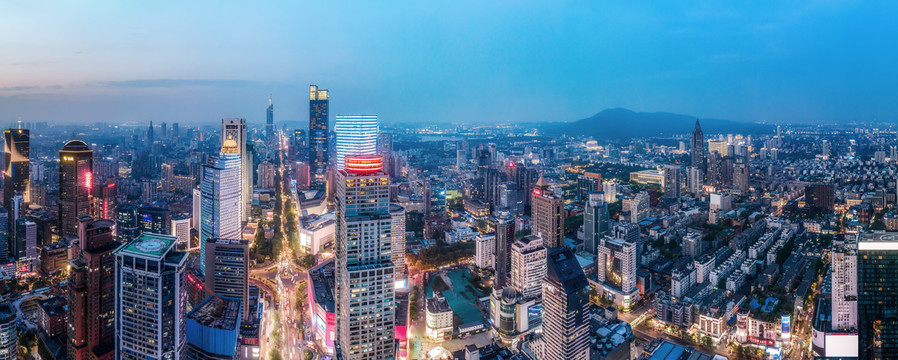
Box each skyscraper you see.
[857,231,898,358]
[510,234,546,299]
[335,115,378,171]
[204,238,249,320]
[662,164,681,198]
[831,238,857,332]
[3,129,29,212]
[115,203,140,243]
[335,155,395,359]
[597,236,639,308]
[691,119,705,173]
[491,211,515,289]
[733,160,750,193]
[68,217,118,360]
[114,233,188,360]
[583,191,609,255]
[221,118,250,222]
[0,303,16,360]
[266,96,275,145]
[200,139,243,276]
[542,248,590,360]
[58,140,93,238]
[531,176,564,248]
[390,204,407,288]
[309,85,329,187]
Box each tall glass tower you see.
[221,118,249,221]
[266,96,274,145]
[58,140,93,238]
[309,85,329,187]
[334,115,378,170]
[335,155,395,359]
[3,129,29,211]
[199,138,242,275]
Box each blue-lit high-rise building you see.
[334,115,378,171]
[309,85,329,187]
[858,231,898,358]
[199,138,243,276]
[186,296,242,360]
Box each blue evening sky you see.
[1,1,896,126]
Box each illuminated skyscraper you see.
[531,175,564,248]
[67,217,118,360]
[204,238,249,320]
[114,233,188,360]
[335,155,394,359]
[221,118,249,221]
[857,231,898,358]
[3,129,29,212]
[58,140,93,238]
[335,115,378,170]
[390,204,407,288]
[309,85,329,187]
[542,248,589,360]
[583,191,609,255]
[266,96,274,145]
[691,119,705,174]
[200,139,243,276]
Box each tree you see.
[299,254,316,269]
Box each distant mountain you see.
[544,108,774,140]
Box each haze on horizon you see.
[2,1,897,127]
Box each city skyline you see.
[4,2,898,126]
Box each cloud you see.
[91,79,267,89]
[0,86,40,91]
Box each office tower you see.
[186,296,242,359]
[510,234,546,299]
[257,161,277,189]
[709,193,732,213]
[831,239,857,332]
[456,144,467,169]
[597,236,638,308]
[3,129,29,211]
[147,121,154,145]
[58,140,93,238]
[492,211,515,289]
[858,232,898,358]
[114,233,188,360]
[115,203,140,243]
[91,177,116,220]
[691,119,705,173]
[576,172,601,201]
[687,166,703,195]
[583,192,609,255]
[822,140,832,160]
[171,123,179,139]
[221,118,249,222]
[390,204,407,288]
[531,176,564,248]
[733,160,749,193]
[139,206,172,235]
[200,139,243,276]
[377,132,394,177]
[171,215,191,250]
[192,188,201,232]
[542,248,589,360]
[309,85,329,187]
[0,303,16,360]
[204,238,249,320]
[266,96,274,145]
[335,155,395,359]
[292,129,307,161]
[806,183,835,215]
[662,165,681,198]
[140,180,156,204]
[160,163,173,192]
[0,209,6,260]
[335,115,378,171]
[14,218,36,271]
[68,217,118,360]
[602,180,618,203]
[630,191,650,223]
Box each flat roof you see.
[115,232,177,258]
[188,296,241,331]
[859,231,898,250]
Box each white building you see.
[390,204,407,288]
[710,193,732,213]
[114,233,188,360]
[831,239,858,331]
[298,213,336,255]
[171,216,192,250]
[595,237,639,309]
[630,192,650,224]
[221,118,250,222]
[199,139,243,276]
[425,295,453,341]
[475,234,496,270]
[510,235,547,300]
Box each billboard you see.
[782,315,791,340]
[825,333,859,358]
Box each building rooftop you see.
[116,232,177,258]
[858,231,898,250]
[187,296,241,331]
[39,297,66,317]
[546,248,588,294]
[426,295,452,314]
[308,258,335,313]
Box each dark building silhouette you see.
[67,216,118,360]
[3,129,29,211]
[542,248,590,360]
[805,183,835,214]
[691,119,705,174]
[58,140,93,238]
[309,85,329,187]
